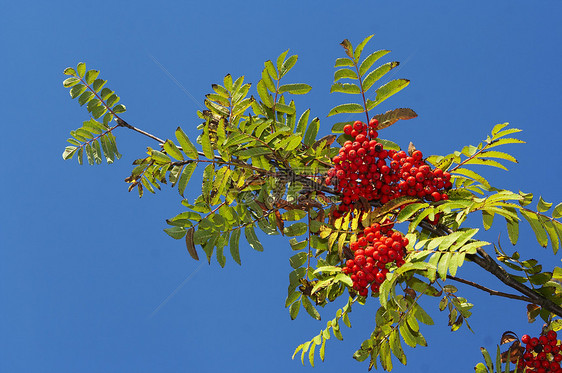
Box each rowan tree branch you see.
[446,275,533,303]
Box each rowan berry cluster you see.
[325,119,452,218]
[342,221,409,297]
[519,331,562,372]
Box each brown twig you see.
[446,275,533,303]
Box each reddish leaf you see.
[340,39,353,58]
[500,331,518,345]
[527,304,540,323]
[275,210,285,235]
[373,108,418,130]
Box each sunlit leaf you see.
[359,49,391,76]
[327,103,364,117]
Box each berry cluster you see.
[342,221,409,297]
[520,331,562,372]
[325,119,452,217]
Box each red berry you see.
[353,121,364,131]
[369,118,379,128]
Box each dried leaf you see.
[404,288,417,299]
[527,304,540,323]
[501,340,524,363]
[312,134,337,149]
[275,210,285,234]
[500,331,518,345]
[408,142,416,156]
[373,108,418,130]
[185,227,199,260]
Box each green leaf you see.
[295,109,310,136]
[389,328,407,365]
[362,61,399,92]
[278,83,311,95]
[520,210,548,247]
[359,49,391,76]
[379,334,392,372]
[245,225,264,252]
[330,83,360,94]
[175,127,199,159]
[229,228,241,265]
[150,149,171,164]
[63,77,80,88]
[236,146,272,158]
[474,362,488,373]
[261,67,276,93]
[201,122,214,159]
[327,103,364,117]
[285,291,300,308]
[482,210,494,230]
[76,62,86,77]
[452,168,491,188]
[301,296,321,320]
[63,67,77,76]
[353,34,374,62]
[232,97,254,117]
[334,68,357,82]
[413,304,434,325]
[164,226,186,239]
[505,215,520,245]
[289,252,308,269]
[276,49,289,71]
[553,203,562,219]
[112,103,126,113]
[92,79,107,92]
[78,91,94,106]
[177,162,196,197]
[368,79,410,109]
[284,222,308,237]
[541,217,560,253]
[62,146,78,160]
[303,118,319,146]
[335,57,354,67]
[275,103,296,115]
[487,138,525,149]
[257,80,273,108]
[264,60,278,80]
[398,321,417,348]
[85,69,99,85]
[163,140,184,161]
[478,150,517,163]
[396,203,429,222]
[289,299,300,320]
[537,196,553,212]
[70,84,87,98]
[280,55,298,77]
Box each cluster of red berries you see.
[520,331,562,372]
[325,119,452,217]
[342,221,408,297]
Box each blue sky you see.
[1,1,561,372]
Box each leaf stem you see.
[354,62,370,124]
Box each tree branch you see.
[446,275,533,303]
[116,118,165,144]
[417,220,562,316]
